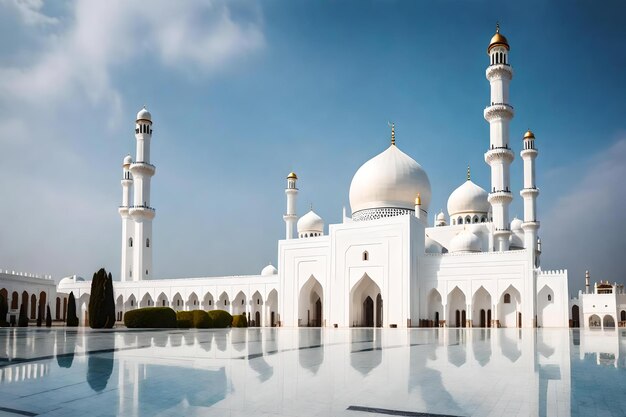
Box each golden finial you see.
[496,22,500,33]
[467,165,471,181]
[415,193,421,206]
[309,203,313,211]
[388,122,396,146]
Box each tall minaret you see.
[128,107,156,280]
[119,155,134,281]
[283,172,298,239]
[520,129,540,263]
[484,24,515,251]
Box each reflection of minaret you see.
[484,24,514,251]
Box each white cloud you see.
[541,137,626,294]
[0,0,265,280]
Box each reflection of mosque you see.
[1,329,625,416]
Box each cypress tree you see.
[0,294,8,327]
[36,302,42,327]
[46,305,52,327]
[89,268,116,329]
[67,292,79,327]
[18,303,28,327]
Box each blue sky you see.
[0,0,624,294]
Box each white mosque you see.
[2,26,624,329]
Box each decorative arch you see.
[187,292,199,310]
[621,310,626,322]
[140,293,154,308]
[427,288,443,327]
[571,305,580,328]
[115,294,124,321]
[349,274,382,327]
[588,314,601,328]
[203,292,215,310]
[266,289,278,327]
[125,294,137,310]
[499,285,522,328]
[232,291,247,316]
[156,292,169,307]
[30,293,37,319]
[218,292,230,312]
[472,286,492,328]
[447,286,467,328]
[299,276,323,327]
[172,293,184,311]
[11,291,18,310]
[250,291,263,326]
[603,315,615,329]
[537,285,556,327]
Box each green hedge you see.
[124,307,177,328]
[208,310,233,328]
[176,310,214,328]
[232,313,248,328]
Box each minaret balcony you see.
[484,147,514,164]
[129,205,156,220]
[488,190,513,204]
[485,64,513,80]
[521,221,540,231]
[484,103,514,121]
[129,162,156,176]
[118,206,129,216]
[520,188,540,198]
[520,148,538,159]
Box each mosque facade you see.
[4,27,623,329]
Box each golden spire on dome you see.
[487,22,510,54]
[467,165,471,181]
[415,193,421,206]
[388,122,396,146]
[523,129,535,140]
[287,172,298,180]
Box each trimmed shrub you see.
[89,268,116,329]
[176,310,214,328]
[18,303,28,327]
[232,313,248,328]
[46,305,52,327]
[67,292,79,327]
[208,309,233,328]
[124,307,177,328]
[192,310,213,328]
[0,294,8,327]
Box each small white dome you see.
[136,107,151,121]
[425,236,445,254]
[436,211,445,221]
[349,145,431,217]
[261,264,278,276]
[123,155,133,165]
[449,230,482,253]
[447,179,490,218]
[511,217,523,231]
[58,275,84,286]
[297,210,324,236]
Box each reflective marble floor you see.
[0,328,625,417]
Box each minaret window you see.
[146,238,150,248]
[504,293,511,304]
[465,216,471,224]
[547,294,552,302]
[146,269,149,275]
[458,217,463,225]
[129,237,133,247]
[363,251,369,261]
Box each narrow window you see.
[257,299,260,305]
[129,237,133,247]
[209,300,212,306]
[146,269,148,275]
[146,238,150,248]
[131,300,134,306]
[547,294,552,302]
[504,293,511,304]
[241,299,244,305]
[363,251,369,261]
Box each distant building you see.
[570,270,626,329]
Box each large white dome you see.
[349,145,431,219]
[447,179,490,217]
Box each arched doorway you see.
[30,294,37,319]
[571,305,580,328]
[427,288,443,327]
[218,292,230,312]
[266,289,278,327]
[349,274,382,327]
[187,292,199,310]
[472,286,492,328]
[376,294,383,327]
[21,291,28,315]
[447,287,467,328]
[251,291,263,326]
[232,291,247,316]
[620,310,626,323]
[140,293,153,308]
[589,314,601,328]
[55,297,61,320]
[603,315,615,329]
[204,292,216,310]
[537,285,555,327]
[298,276,323,327]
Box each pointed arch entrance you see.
[349,274,382,327]
[298,276,323,327]
[499,285,521,328]
[447,287,467,328]
[472,286,492,328]
[427,288,443,327]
